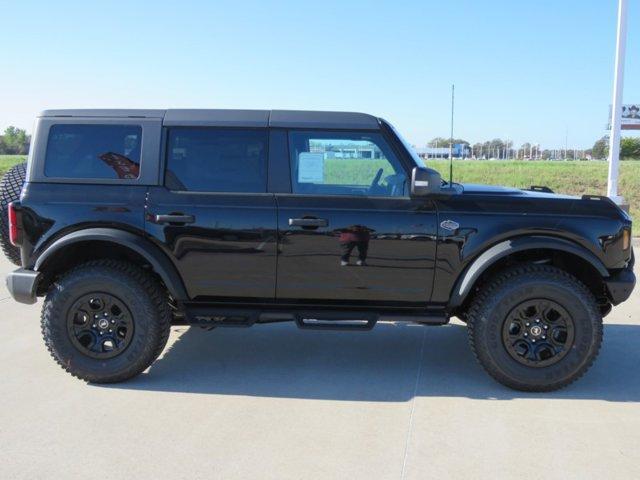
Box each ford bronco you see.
[1,109,635,391]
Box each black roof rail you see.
[529,185,554,193]
[581,194,618,207]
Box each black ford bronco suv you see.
[2,109,635,391]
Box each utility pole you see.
[607,0,628,204]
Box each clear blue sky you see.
[1,0,638,149]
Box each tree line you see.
[0,127,30,155]
[426,136,640,160]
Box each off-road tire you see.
[41,260,171,383]
[467,264,603,391]
[0,162,27,265]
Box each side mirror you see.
[410,167,442,196]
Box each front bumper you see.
[605,267,636,305]
[6,268,40,304]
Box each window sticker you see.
[298,152,324,183]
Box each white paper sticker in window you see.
[298,152,324,183]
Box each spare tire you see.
[0,162,27,265]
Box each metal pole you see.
[607,0,628,203]
[449,84,455,183]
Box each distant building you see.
[414,144,470,159]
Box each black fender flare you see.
[34,227,188,301]
[449,235,609,308]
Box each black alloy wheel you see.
[67,293,135,359]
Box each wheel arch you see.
[34,227,188,301]
[449,235,609,311]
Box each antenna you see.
[449,84,455,185]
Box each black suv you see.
[2,109,635,391]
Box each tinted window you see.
[165,128,268,192]
[288,131,407,197]
[45,124,142,179]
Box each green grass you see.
[0,155,26,176]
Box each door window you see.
[165,128,268,192]
[288,131,407,197]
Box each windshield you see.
[384,120,424,168]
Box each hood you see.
[461,183,577,200]
[458,183,627,221]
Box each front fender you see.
[34,227,188,301]
[449,235,609,308]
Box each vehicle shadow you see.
[100,322,640,402]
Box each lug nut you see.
[524,333,528,337]
[526,322,530,327]
[108,329,112,333]
[532,339,536,343]
[536,319,540,323]
[92,324,96,328]
[543,325,548,330]
[542,336,546,340]
[103,312,108,316]
[111,320,115,324]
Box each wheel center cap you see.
[98,318,110,330]
[530,325,543,337]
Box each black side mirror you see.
[410,167,442,196]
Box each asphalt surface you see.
[0,252,639,479]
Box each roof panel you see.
[269,110,379,130]
[37,108,381,129]
[163,109,269,127]
[39,109,166,118]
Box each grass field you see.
[425,159,640,219]
[0,155,26,176]
[1,154,638,219]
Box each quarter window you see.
[165,128,268,192]
[45,124,142,179]
[288,131,407,197]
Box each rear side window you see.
[45,124,142,179]
[165,128,268,192]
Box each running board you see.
[294,311,378,331]
[182,306,448,329]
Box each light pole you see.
[607,0,628,204]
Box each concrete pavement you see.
[0,252,639,479]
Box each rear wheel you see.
[468,264,602,391]
[0,162,27,265]
[41,260,171,383]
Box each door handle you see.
[289,218,328,228]
[154,214,196,224]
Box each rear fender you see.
[34,227,188,301]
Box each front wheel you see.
[41,260,171,383]
[468,264,602,391]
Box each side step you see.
[182,306,448,330]
[294,311,378,331]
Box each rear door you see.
[275,129,438,306]
[146,127,277,302]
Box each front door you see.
[275,130,437,306]
[146,127,277,302]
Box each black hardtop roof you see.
[39,109,380,130]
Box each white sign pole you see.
[607,0,628,204]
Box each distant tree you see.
[591,136,609,159]
[540,149,552,160]
[621,137,640,159]
[0,126,30,155]
[590,136,640,160]
[427,137,469,147]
